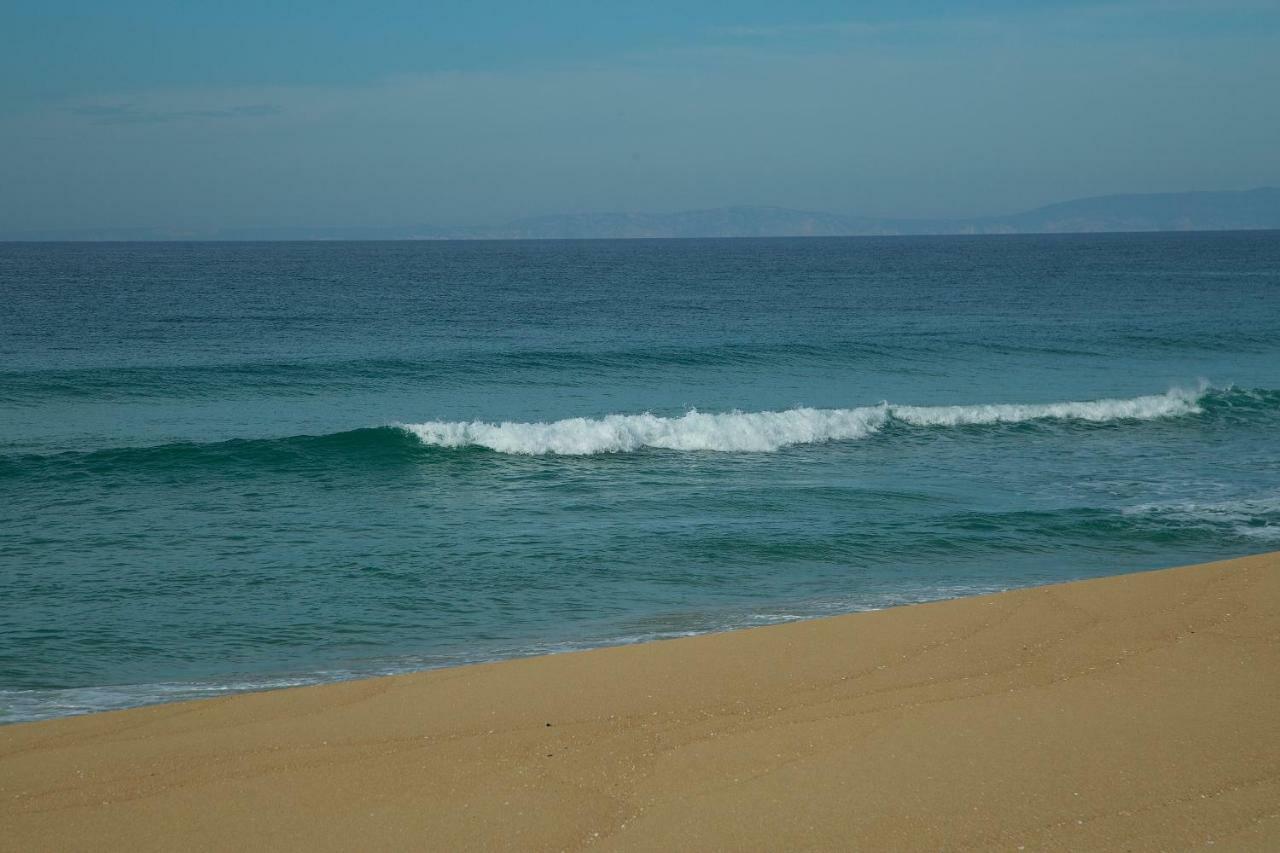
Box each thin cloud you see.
[714,21,895,39]
[70,103,283,125]
[712,0,1274,43]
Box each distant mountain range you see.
[9,187,1280,241]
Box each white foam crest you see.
[401,406,890,455]
[890,387,1203,427]
[398,388,1204,456]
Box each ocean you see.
[2,232,1278,723]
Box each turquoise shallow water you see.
[2,233,1279,722]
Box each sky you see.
[2,1,1279,234]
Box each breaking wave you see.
[399,387,1210,455]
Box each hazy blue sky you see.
[2,1,1278,233]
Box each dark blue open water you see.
[2,233,1279,722]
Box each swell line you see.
[3,386,1274,474]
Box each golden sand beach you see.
[2,551,1277,851]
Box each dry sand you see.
[2,552,1278,851]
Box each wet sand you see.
[2,551,1278,851]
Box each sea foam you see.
[1124,493,1280,541]
[398,387,1204,455]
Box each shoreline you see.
[3,552,1277,850]
[3,579,1025,726]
